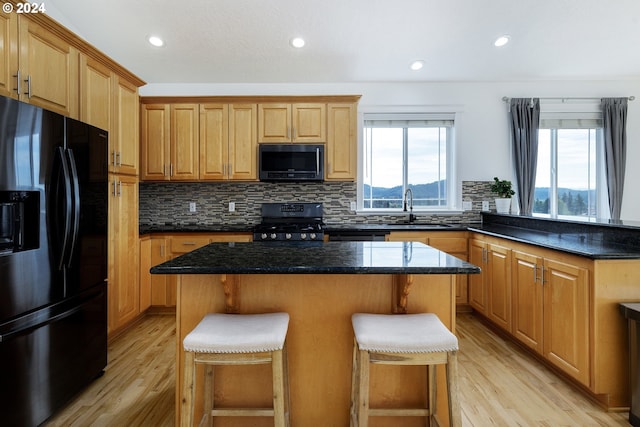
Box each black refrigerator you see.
[0,95,108,426]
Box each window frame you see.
[533,106,609,220]
[356,108,458,214]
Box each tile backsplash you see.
[139,181,497,227]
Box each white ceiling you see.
[46,0,640,85]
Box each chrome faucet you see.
[403,188,417,222]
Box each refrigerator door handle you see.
[53,147,73,271]
[65,148,80,268]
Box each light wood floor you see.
[44,313,630,427]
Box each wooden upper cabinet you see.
[81,59,140,177]
[141,103,170,180]
[80,56,112,131]
[18,17,79,118]
[326,103,356,181]
[199,103,257,181]
[0,12,18,99]
[229,104,258,180]
[258,103,325,143]
[141,103,199,180]
[200,104,229,180]
[170,104,199,180]
[112,77,139,175]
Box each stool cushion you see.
[352,313,458,353]
[184,312,289,353]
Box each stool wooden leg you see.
[182,351,196,427]
[427,364,436,427]
[446,351,461,427]
[356,349,370,427]
[282,345,291,427]
[272,349,287,427]
[350,339,359,427]
[203,365,214,427]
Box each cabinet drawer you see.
[428,237,467,253]
[170,237,210,254]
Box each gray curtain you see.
[601,98,628,220]
[509,98,540,215]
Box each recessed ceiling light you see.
[494,35,510,47]
[410,60,424,71]
[290,37,305,48]
[148,36,164,47]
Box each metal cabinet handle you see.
[24,75,31,98]
[182,242,197,245]
[13,70,20,95]
[116,152,121,166]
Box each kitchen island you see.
[151,241,480,427]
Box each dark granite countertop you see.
[324,223,471,232]
[140,223,252,234]
[620,303,640,322]
[468,224,640,259]
[150,241,481,275]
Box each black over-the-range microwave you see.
[259,144,324,182]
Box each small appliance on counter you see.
[253,202,324,241]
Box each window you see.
[533,111,606,220]
[360,113,454,211]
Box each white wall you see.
[140,80,640,220]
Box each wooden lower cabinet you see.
[468,238,512,330]
[139,237,152,312]
[542,257,589,385]
[468,237,488,314]
[108,174,139,334]
[141,233,252,308]
[511,250,544,352]
[472,234,589,384]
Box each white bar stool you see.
[181,312,290,427]
[350,313,461,427]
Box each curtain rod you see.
[502,96,635,103]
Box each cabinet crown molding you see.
[140,95,362,104]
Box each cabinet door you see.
[326,103,356,180]
[0,12,18,99]
[150,238,170,306]
[141,104,170,180]
[200,103,229,180]
[543,258,590,385]
[229,104,258,180]
[468,239,487,314]
[18,17,79,117]
[292,103,325,142]
[170,104,199,180]
[487,243,512,331]
[108,175,139,333]
[512,250,543,352]
[80,56,111,131]
[113,77,139,175]
[258,103,291,142]
[139,238,152,312]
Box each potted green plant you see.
[490,177,515,214]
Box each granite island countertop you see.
[150,241,481,275]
